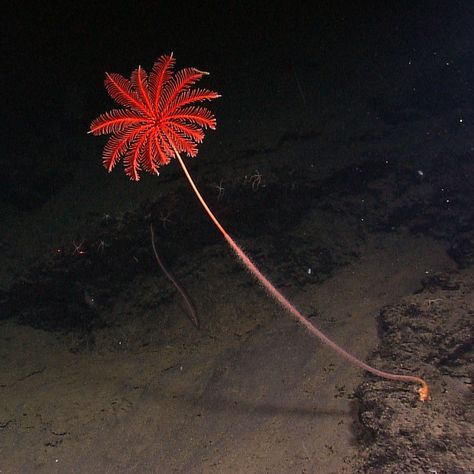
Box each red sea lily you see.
[90,54,429,402]
[89,54,219,180]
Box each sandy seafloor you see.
[1,12,474,474]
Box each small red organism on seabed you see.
[89,54,429,402]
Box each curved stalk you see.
[150,223,199,328]
[173,145,429,402]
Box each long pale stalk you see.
[172,145,429,402]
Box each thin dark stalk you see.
[150,223,199,328]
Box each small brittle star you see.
[72,240,86,256]
[95,239,108,255]
[424,298,442,308]
[159,210,173,229]
[211,180,225,200]
[102,213,113,224]
[249,170,262,191]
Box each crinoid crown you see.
[89,54,220,180]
